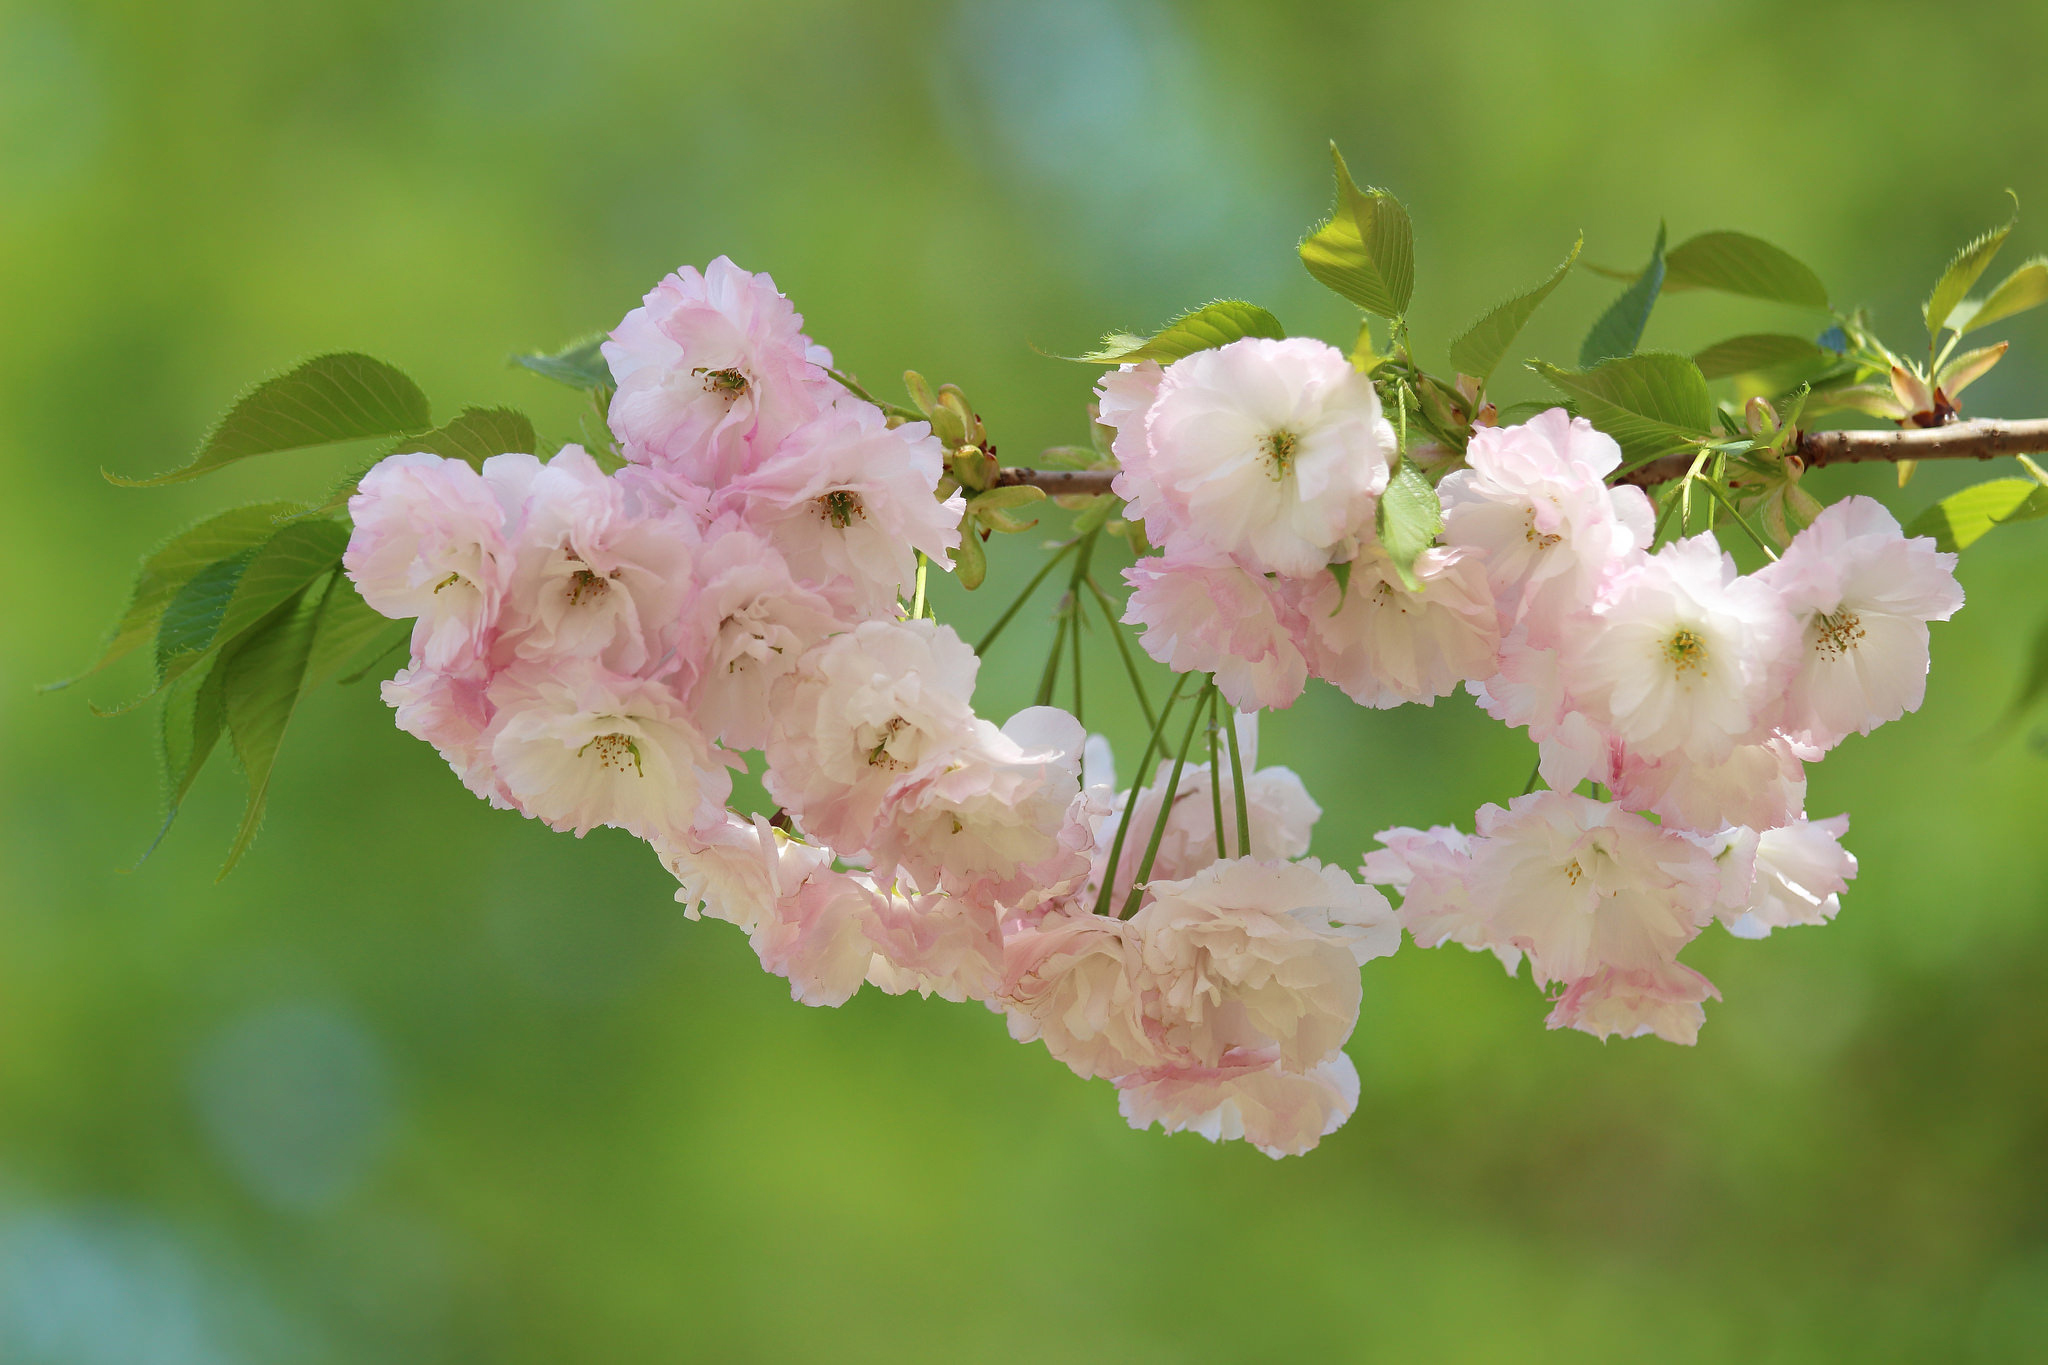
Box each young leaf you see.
[1375,456,1442,591]
[1692,333,1827,380]
[52,501,306,689]
[513,334,612,390]
[1958,257,2048,334]
[1902,477,2048,552]
[109,354,432,486]
[1447,236,1582,382]
[1579,223,1666,368]
[1531,352,1714,462]
[953,530,988,590]
[1073,301,1285,364]
[1299,144,1414,318]
[389,406,538,471]
[1662,231,1829,307]
[1926,212,2016,337]
[153,520,350,697]
[219,583,326,875]
[303,574,394,689]
[155,550,259,680]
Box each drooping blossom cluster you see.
[1103,355,1963,1045]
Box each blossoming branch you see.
[65,148,2048,1159]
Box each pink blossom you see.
[1122,551,1309,712]
[673,524,843,751]
[721,400,962,614]
[1611,736,1811,835]
[381,664,503,806]
[1096,362,1188,547]
[1439,408,1653,644]
[1106,338,1393,574]
[1562,534,1799,764]
[345,451,536,671]
[1721,814,1857,938]
[485,660,731,843]
[1754,496,1964,749]
[602,256,841,484]
[1544,960,1720,1045]
[1115,1049,1359,1158]
[863,888,1006,1004]
[998,910,1157,1080]
[499,446,695,676]
[1361,823,1519,973]
[1298,547,1501,708]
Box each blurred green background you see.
[4,0,2048,1359]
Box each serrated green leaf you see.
[1532,353,1714,463]
[155,551,258,678]
[1073,300,1285,364]
[163,652,228,812]
[52,501,306,690]
[1959,257,2048,334]
[1927,212,2016,336]
[954,530,987,590]
[219,581,326,875]
[1580,223,1666,368]
[302,573,394,689]
[1692,333,1828,381]
[1662,231,1829,307]
[1447,237,1581,382]
[1375,456,1442,591]
[1299,144,1414,318]
[149,520,350,697]
[389,406,537,472]
[513,334,612,390]
[1903,477,2048,552]
[109,354,431,486]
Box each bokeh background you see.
[4,0,2048,1359]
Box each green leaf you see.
[513,334,612,390]
[969,486,1049,515]
[1070,492,1120,537]
[1375,456,1442,591]
[389,406,538,471]
[1692,333,1828,381]
[1926,211,2016,337]
[1447,237,1582,382]
[1662,231,1829,307]
[155,551,258,679]
[162,653,228,813]
[52,502,306,690]
[1074,300,1285,364]
[1903,477,2048,552]
[1532,352,1714,463]
[1958,257,2048,334]
[109,354,432,486]
[1993,613,2048,737]
[153,520,350,694]
[1299,144,1414,318]
[219,582,327,875]
[303,573,393,689]
[1580,223,1666,368]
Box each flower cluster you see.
[345,259,1409,1157]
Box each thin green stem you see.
[1037,529,1099,707]
[1522,756,1544,795]
[1222,702,1251,858]
[1702,480,1781,561]
[1092,672,1192,918]
[1206,691,1226,862]
[1086,575,1155,730]
[910,552,929,621]
[1035,596,1068,705]
[1068,595,1084,724]
[974,537,1077,655]
[1121,677,1216,919]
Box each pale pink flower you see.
[660,810,830,933]
[999,910,1158,1080]
[1109,337,1394,575]
[1115,1049,1359,1158]
[1298,547,1500,708]
[1361,823,1519,973]
[870,706,1086,905]
[1122,551,1309,712]
[499,446,695,676]
[1612,736,1811,835]
[673,524,843,751]
[863,888,1006,1004]
[1096,362,1187,547]
[1439,408,1653,644]
[485,660,731,843]
[1723,814,1857,939]
[1544,960,1720,1045]
[1562,534,1799,764]
[345,451,536,671]
[1469,629,1613,792]
[1130,858,1398,1072]
[602,256,841,484]
[1466,792,1719,985]
[381,664,503,806]
[761,618,987,854]
[1754,496,1964,749]
[722,401,962,614]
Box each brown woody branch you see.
[995,419,2048,496]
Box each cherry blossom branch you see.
[995,418,2048,497]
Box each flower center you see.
[1812,609,1866,660]
[432,571,467,595]
[693,366,749,400]
[1523,508,1562,550]
[867,716,911,769]
[1663,627,1709,679]
[577,732,644,776]
[819,489,865,528]
[1563,857,1584,886]
[1262,429,1299,480]
[567,567,616,605]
